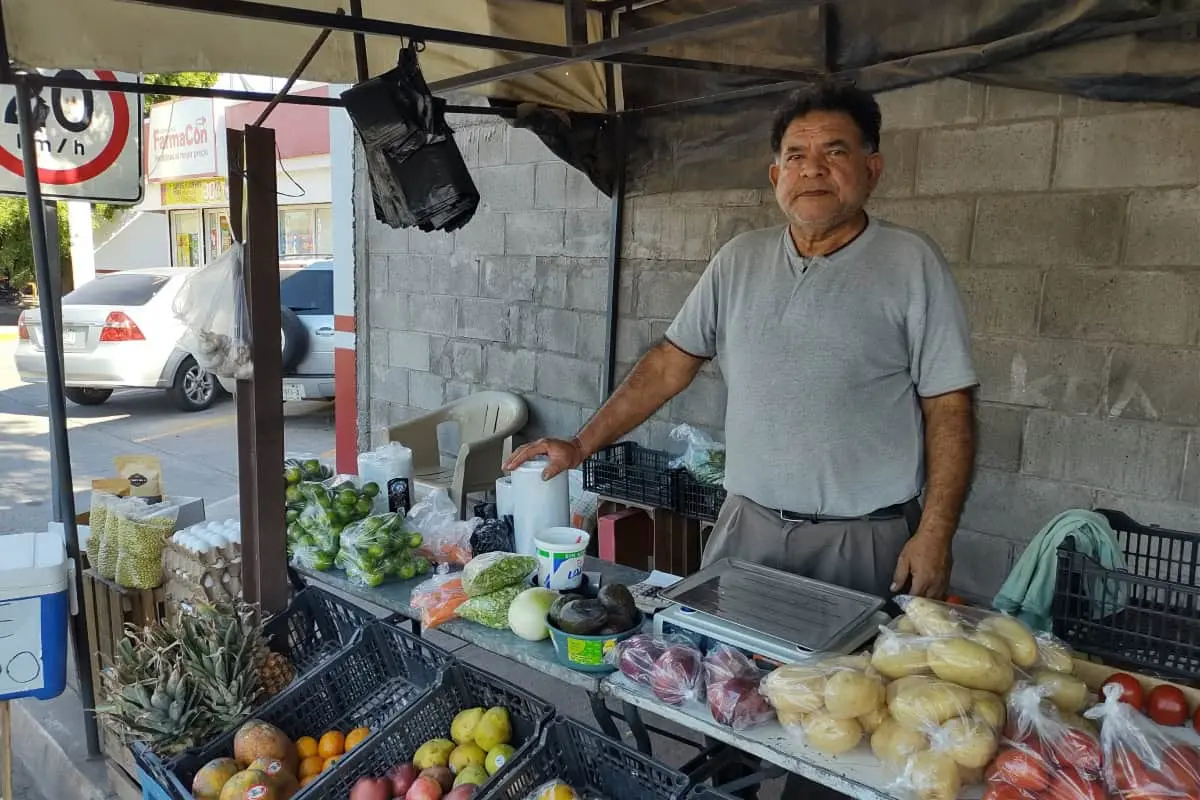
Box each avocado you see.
[548,593,575,629]
[555,598,609,635]
[598,583,637,620]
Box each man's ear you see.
[769,159,780,188]
[866,150,883,192]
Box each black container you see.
[480,716,690,800]
[688,789,740,800]
[675,471,727,523]
[136,620,453,799]
[309,661,556,798]
[583,442,677,509]
[266,585,377,674]
[1051,508,1200,681]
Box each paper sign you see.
[0,597,45,697]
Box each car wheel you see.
[64,387,113,406]
[169,356,218,412]
[281,306,309,372]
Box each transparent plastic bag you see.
[1088,682,1200,799]
[115,502,179,589]
[522,780,579,800]
[759,653,884,755]
[605,633,704,706]
[411,573,468,629]
[702,645,775,730]
[457,584,524,629]
[172,243,252,380]
[334,512,425,587]
[461,551,537,597]
[289,483,341,571]
[98,497,146,580]
[667,423,725,485]
[86,491,118,568]
[407,488,477,566]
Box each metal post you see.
[14,76,101,758]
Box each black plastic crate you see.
[480,716,690,800]
[1051,508,1200,681]
[266,585,376,675]
[688,789,739,800]
[675,470,727,523]
[307,661,556,798]
[135,619,453,799]
[583,442,676,508]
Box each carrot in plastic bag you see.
[411,574,468,629]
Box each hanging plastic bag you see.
[172,243,253,380]
[668,423,725,485]
[115,502,180,589]
[410,573,469,629]
[1088,681,1200,799]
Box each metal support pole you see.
[14,77,100,758]
[349,0,370,81]
[601,116,625,399]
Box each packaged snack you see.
[114,502,179,589]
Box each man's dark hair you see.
[770,82,882,155]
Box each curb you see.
[12,691,113,800]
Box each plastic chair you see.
[388,390,528,518]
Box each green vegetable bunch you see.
[335,512,430,587]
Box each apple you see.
[420,766,454,793]
[350,776,393,800]
[444,786,478,800]
[388,763,419,797]
[407,775,444,800]
[651,644,702,705]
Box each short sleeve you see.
[909,247,978,397]
[664,257,720,359]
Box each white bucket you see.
[534,527,590,590]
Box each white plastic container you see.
[495,476,514,519]
[358,442,415,514]
[0,531,68,701]
[534,527,591,590]
[511,457,570,557]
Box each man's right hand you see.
[503,437,586,480]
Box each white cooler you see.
[0,531,69,701]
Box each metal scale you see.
[649,559,889,667]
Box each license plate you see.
[62,329,80,347]
[282,382,305,401]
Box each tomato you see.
[1050,728,1102,778]
[1146,683,1190,727]
[1162,745,1200,793]
[983,784,1034,800]
[1101,672,1145,710]
[946,594,966,605]
[988,748,1052,792]
[1047,768,1106,800]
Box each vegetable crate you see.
[311,661,555,798]
[480,716,690,800]
[687,789,740,800]
[264,585,376,675]
[675,470,727,523]
[134,619,454,800]
[1051,508,1200,681]
[584,443,678,509]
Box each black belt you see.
[772,501,910,524]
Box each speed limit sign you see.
[0,69,143,202]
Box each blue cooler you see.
[0,531,69,701]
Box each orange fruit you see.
[296,736,319,760]
[301,774,319,788]
[322,756,341,773]
[345,727,370,751]
[298,756,325,780]
[317,731,345,760]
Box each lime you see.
[302,458,322,475]
[337,489,358,507]
[285,486,303,504]
[361,482,380,498]
[412,557,430,575]
[408,532,423,549]
[355,498,373,516]
[284,467,303,485]
[362,571,385,588]
[311,553,334,571]
[398,562,417,580]
[286,508,300,524]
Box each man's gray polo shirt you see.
[665,217,978,516]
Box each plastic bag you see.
[668,423,725,485]
[357,441,414,515]
[759,653,885,755]
[606,634,704,706]
[98,497,146,580]
[334,512,426,587]
[702,645,775,730]
[457,584,524,629]
[172,243,252,379]
[115,502,180,589]
[461,551,537,597]
[522,780,579,800]
[411,573,469,629]
[469,517,514,558]
[86,491,118,568]
[289,483,342,571]
[406,488,477,566]
[1088,682,1200,799]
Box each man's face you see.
[769,110,882,232]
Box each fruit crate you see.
[1051,508,1200,681]
[675,471,727,523]
[479,716,690,800]
[583,443,677,509]
[134,619,453,800]
[688,789,739,800]
[310,661,556,799]
[265,584,376,675]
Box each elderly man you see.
[508,80,977,602]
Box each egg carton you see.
[162,520,244,608]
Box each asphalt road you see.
[0,331,336,532]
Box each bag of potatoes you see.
[759,655,886,756]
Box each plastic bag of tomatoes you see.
[1087,681,1200,799]
[984,683,1106,800]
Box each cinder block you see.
[869,197,973,264]
[536,308,579,354]
[1055,109,1200,189]
[481,256,536,302]
[534,162,567,210]
[972,193,1125,265]
[976,403,1026,472]
[566,167,603,209]
[369,292,409,331]
[960,468,1096,541]
[534,257,568,307]
[484,344,536,392]
[1094,491,1200,533]
[475,164,537,212]
[620,265,637,316]
[370,364,409,405]
[476,125,508,167]
[409,229,455,256]
[950,529,1018,600]
[509,304,540,350]
[972,336,1106,413]
[445,381,473,403]
[505,211,565,256]
[916,121,1055,195]
[453,212,506,256]
[457,297,510,341]
[668,374,727,429]
[408,371,446,411]
[369,328,389,367]
[1022,411,1188,498]
[682,209,719,261]
[367,254,390,294]
[1041,269,1200,346]
[1106,345,1200,426]
[616,318,650,363]
[636,270,700,320]
[450,341,484,382]
[625,208,688,260]
[1125,187,1200,267]
[536,353,600,406]
[876,79,985,130]
[984,86,1063,121]
[874,130,918,198]
[430,254,480,297]
[576,313,608,362]
[507,128,556,164]
[712,204,784,250]
[564,209,611,258]
[390,255,434,294]
[1179,436,1200,505]
[953,268,1042,336]
[428,336,453,379]
[410,294,457,336]
[524,394,584,439]
[388,331,432,372]
[366,220,409,254]
[565,262,610,313]
[671,189,762,207]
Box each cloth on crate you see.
[993,508,1128,633]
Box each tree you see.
[142,72,220,111]
[0,198,71,290]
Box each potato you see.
[871,633,930,680]
[1037,637,1074,673]
[936,716,999,769]
[927,638,1015,694]
[904,597,964,638]
[895,615,919,634]
[890,681,972,729]
[907,751,961,800]
[1034,669,1089,713]
[858,705,888,734]
[761,665,827,715]
[802,713,863,755]
[976,615,1038,668]
[827,653,872,671]
[824,669,885,720]
[957,765,984,786]
[870,718,929,765]
[888,675,934,706]
[969,690,1006,731]
[968,631,1012,662]
[776,707,807,727]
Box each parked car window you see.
[63,274,172,306]
[280,267,333,316]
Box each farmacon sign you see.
[146,97,218,181]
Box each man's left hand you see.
[891,530,953,598]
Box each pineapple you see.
[258,651,295,698]
[176,601,269,732]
